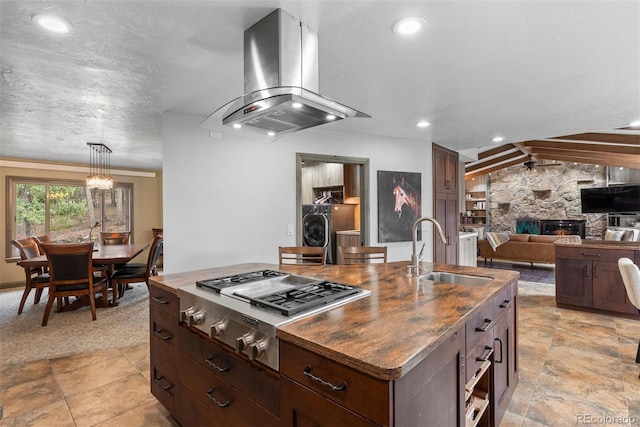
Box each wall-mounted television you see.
[580,185,640,213]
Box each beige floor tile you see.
[49,347,123,374]
[93,399,179,427]
[120,342,151,374]
[55,352,140,396]
[0,400,74,427]
[0,376,63,419]
[66,373,156,427]
[0,359,52,391]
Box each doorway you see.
[296,153,370,247]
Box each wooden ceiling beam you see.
[532,153,640,169]
[522,140,640,155]
[464,158,525,180]
[528,146,639,163]
[550,132,640,146]
[465,151,527,172]
[476,143,517,160]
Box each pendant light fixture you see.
[86,143,113,189]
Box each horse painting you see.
[392,177,421,221]
[378,171,422,242]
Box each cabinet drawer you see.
[465,331,495,384]
[178,326,280,415]
[149,285,179,317]
[465,302,496,352]
[281,375,377,427]
[493,284,515,320]
[280,341,390,426]
[178,386,230,427]
[150,350,178,415]
[179,352,279,426]
[556,246,634,263]
[150,305,179,365]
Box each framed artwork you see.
[378,170,422,242]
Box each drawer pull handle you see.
[475,318,493,332]
[494,338,504,364]
[153,328,172,341]
[581,252,601,257]
[499,300,511,308]
[303,366,347,392]
[476,346,494,362]
[205,388,230,408]
[154,376,173,391]
[152,296,170,305]
[205,356,230,372]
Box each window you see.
[7,177,132,257]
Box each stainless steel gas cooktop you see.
[177,269,370,371]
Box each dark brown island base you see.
[149,261,520,427]
[555,240,640,320]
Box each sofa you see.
[478,233,582,265]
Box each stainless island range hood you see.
[201,9,369,136]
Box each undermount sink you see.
[419,271,492,286]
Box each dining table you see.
[18,242,150,309]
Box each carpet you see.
[0,284,149,365]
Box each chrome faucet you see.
[408,217,448,276]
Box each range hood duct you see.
[201,9,369,136]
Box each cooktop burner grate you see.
[242,282,363,316]
[196,269,287,292]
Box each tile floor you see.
[0,270,638,427]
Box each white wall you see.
[162,113,436,274]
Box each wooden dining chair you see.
[11,238,51,314]
[279,246,327,266]
[32,234,52,255]
[337,246,388,265]
[39,242,109,326]
[110,234,164,301]
[100,231,131,245]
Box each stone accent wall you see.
[488,163,607,239]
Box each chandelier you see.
[86,143,113,189]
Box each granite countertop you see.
[555,239,640,250]
[150,261,519,381]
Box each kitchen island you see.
[149,261,519,427]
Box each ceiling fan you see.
[523,155,562,170]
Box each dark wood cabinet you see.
[492,296,516,426]
[556,245,639,317]
[149,284,182,424]
[396,326,466,427]
[434,145,459,194]
[433,144,460,265]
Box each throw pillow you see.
[604,229,624,241]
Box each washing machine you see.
[302,204,355,264]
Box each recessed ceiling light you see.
[630,120,640,127]
[292,102,302,108]
[326,114,336,121]
[233,123,242,129]
[492,136,504,143]
[416,121,430,128]
[32,14,73,34]
[267,131,275,136]
[392,17,426,36]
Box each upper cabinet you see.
[343,164,360,199]
[312,163,343,188]
[434,145,459,194]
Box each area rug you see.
[0,284,149,365]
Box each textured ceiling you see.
[1,1,638,171]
